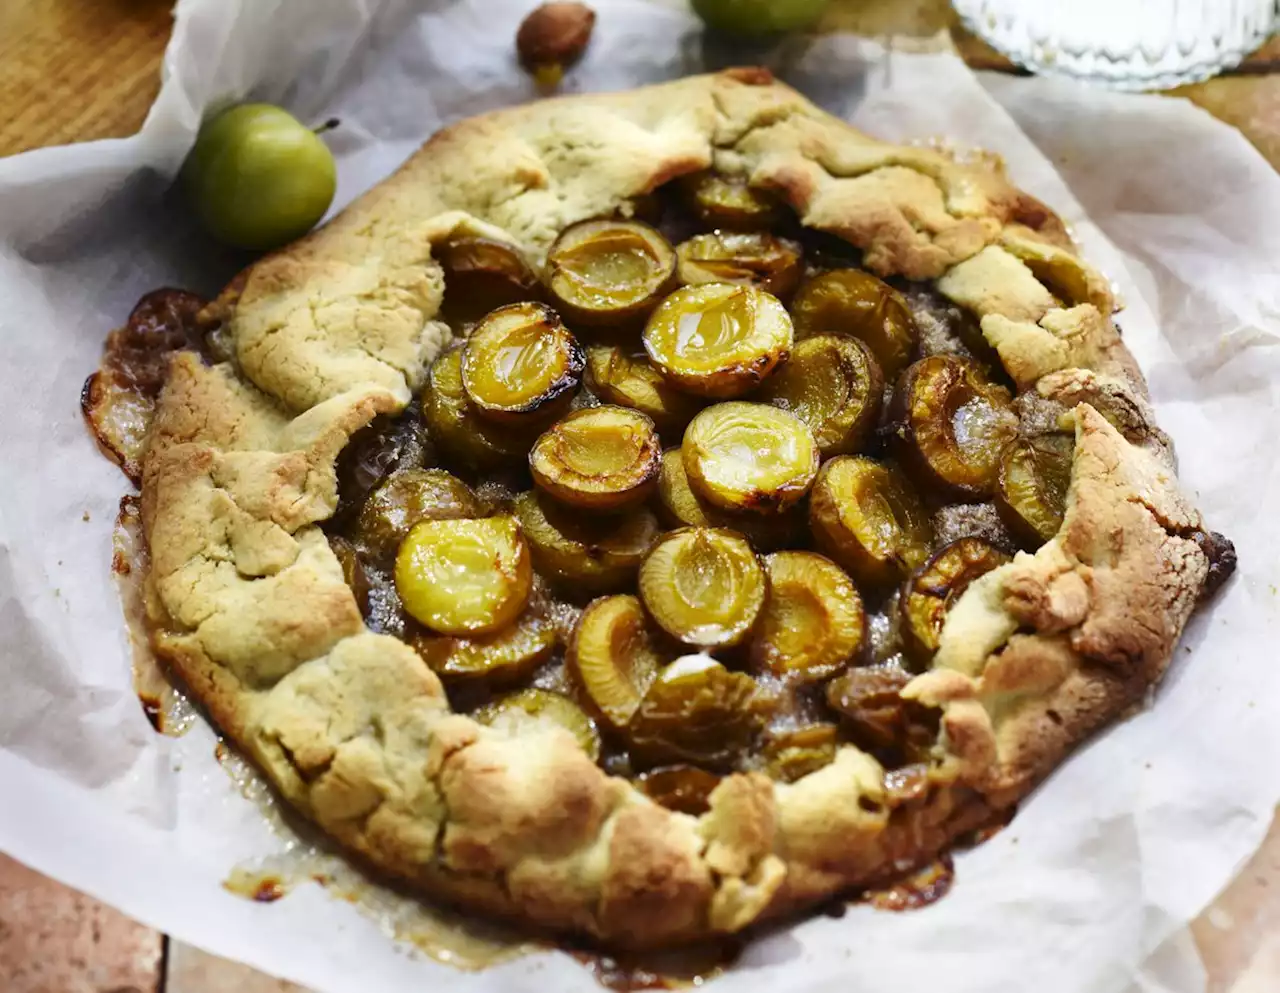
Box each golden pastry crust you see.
[134,70,1221,948]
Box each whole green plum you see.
[182,103,336,251]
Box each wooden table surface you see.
[1,2,1276,991]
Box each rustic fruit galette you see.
[85,70,1235,951]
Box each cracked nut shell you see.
[516,2,596,72]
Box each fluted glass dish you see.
[952,0,1278,90]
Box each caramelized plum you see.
[461,302,584,423]
[355,468,481,564]
[996,432,1074,547]
[437,237,540,323]
[513,489,659,593]
[545,219,675,326]
[899,538,1011,666]
[422,349,538,469]
[628,655,764,769]
[757,333,884,458]
[750,551,865,682]
[638,528,767,649]
[334,403,430,521]
[656,448,802,551]
[809,456,932,589]
[762,724,839,782]
[584,343,705,436]
[569,594,668,731]
[892,355,1017,498]
[643,284,792,398]
[791,269,917,379]
[634,765,722,815]
[529,406,661,511]
[675,231,802,298]
[681,402,819,513]
[681,171,783,230]
[394,516,531,635]
[411,609,557,685]
[825,664,933,758]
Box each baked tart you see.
[83,70,1235,952]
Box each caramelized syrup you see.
[224,867,290,903]
[861,855,956,912]
[113,496,197,736]
[570,939,738,991]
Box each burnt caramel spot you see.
[862,854,955,912]
[569,937,739,991]
[139,694,163,732]
[1194,530,1237,602]
[253,877,287,903]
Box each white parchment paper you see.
[1,2,1278,991]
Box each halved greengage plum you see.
[809,456,932,589]
[627,654,764,770]
[681,171,783,230]
[328,534,370,613]
[569,593,668,732]
[529,405,661,511]
[634,764,722,815]
[656,448,802,551]
[411,609,557,686]
[643,284,792,398]
[825,664,933,759]
[355,468,481,564]
[892,355,1016,499]
[750,551,865,682]
[899,537,1010,666]
[545,219,675,326]
[682,402,818,513]
[756,333,884,458]
[437,236,540,323]
[638,527,767,649]
[996,432,1074,547]
[472,688,602,761]
[675,231,802,298]
[461,302,584,423]
[394,515,531,636]
[584,343,705,436]
[513,489,659,593]
[422,349,538,469]
[333,403,431,522]
[762,724,839,783]
[791,268,917,379]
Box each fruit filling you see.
[308,173,1102,809]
